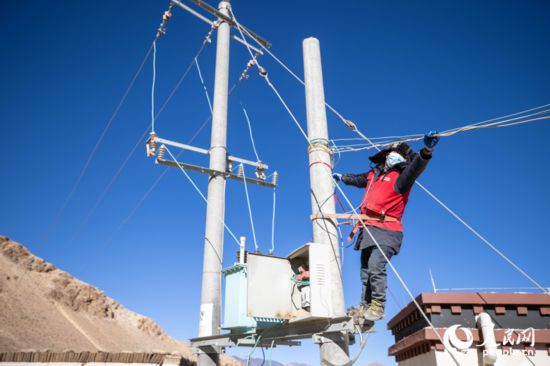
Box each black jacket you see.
[341,148,432,194]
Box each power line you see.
[66,29,217,243]
[239,36,460,361]
[241,165,259,252]
[105,116,211,245]
[240,102,261,162]
[44,41,155,241]
[334,107,550,153]
[237,22,548,294]
[151,40,158,133]
[164,145,240,246]
[194,57,213,113]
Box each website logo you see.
[443,324,474,353]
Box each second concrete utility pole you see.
[197,1,231,365]
[303,37,351,365]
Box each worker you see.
[333,132,439,321]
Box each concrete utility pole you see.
[198,1,231,365]
[303,37,350,365]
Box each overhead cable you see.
[241,102,261,162]
[271,188,276,255]
[67,29,217,243]
[246,53,459,362]
[229,6,310,141]
[333,182,460,365]
[239,21,548,293]
[241,164,259,252]
[165,146,240,246]
[334,127,548,294]
[195,57,213,113]
[151,41,157,133]
[334,107,550,153]
[248,60,460,365]
[105,117,211,246]
[44,41,155,240]
[104,52,254,247]
[416,181,548,293]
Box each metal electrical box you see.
[222,264,256,332]
[287,242,333,321]
[222,242,333,333]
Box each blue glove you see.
[424,131,440,149]
[332,173,342,182]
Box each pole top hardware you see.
[171,0,271,49]
[147,135,277,188]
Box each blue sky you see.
[1,1,549,365]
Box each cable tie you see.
[344,119,357,130]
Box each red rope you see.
[334,191,347,213]
[309,160,333,170]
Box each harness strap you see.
[309,212,401,242]
[309,212,400,222]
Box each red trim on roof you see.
[387,292,550,330]
[517,306,528,316]
[389,328,550,362]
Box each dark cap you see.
[368,142,414,164]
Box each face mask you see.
[385,151,406,169]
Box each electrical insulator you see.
[146,133,157,157]
[237,164,244,178]
[255,166,266,180]
[259,67,267,77]
[272,171,279,186]
[158,145,166,160]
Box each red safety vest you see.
[360,170,411,232]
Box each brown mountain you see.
[0,236,239,365]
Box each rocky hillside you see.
[0,236,239,365]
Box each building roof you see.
[0,352,190,365]
[387,292,550,363]
[387,292,550,332]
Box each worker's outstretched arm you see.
[395,132,439,194]
[395,148,431,193]
[338,172,371,188]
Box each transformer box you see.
[222,242,333,333]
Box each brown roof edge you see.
[0,352,192,365]
[387,292,550,330]
[387,293,428,329]
[388,328,550,357]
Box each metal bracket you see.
[153,136,269,170]
[182,0,270,48]
[190,316,374,351]
[171,0,270,53]
[156,158,276,188]
[190,332,301,350]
